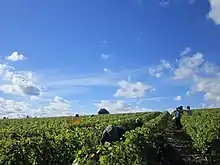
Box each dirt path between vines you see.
[164,117,209,165]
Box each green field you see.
[0,109,220,165]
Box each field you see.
[0,109,220,165]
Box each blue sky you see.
[0,0,220,118]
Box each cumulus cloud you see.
[54,96,68,104]
[95,100,128,113]
[35,96,72,117]
[170,50,220,107]
[149,48,220,107]
[0,64,15,76]
[5,52,26,61]
[0,57,43,97]
[0,74,42,96]
[190,75,220,106]
[101,54,109,60]
[174,96,182,101]
[149,60,172,78]
[94,100,154,114]
[0,52,73,118]
[0,97,32,118]
[203,62,220,75]
[207,0,220,25]
[0,95,73,119]
[114,80,152,98]
[30,96,41,100]
[173,52,205,79]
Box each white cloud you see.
[170,51,220,107]
[174,96,182,101]
[169,51,220,106]
[0,64,15,77]
[207,0,220,25]
[0,95,73,119]
[94,100,154,114]
[136,96,166,104]
[160,60,172,69]
[0,58,42,97]
[190,75,220,106]
[35,97,72,117]
[95,100,128,113]
[101,54,109,60]
[0,52,85,118]
[45,77,118,88]
[92,96,167,104]
[186,91,191,96]
[3,70,14,80]
[173,52,205,79]
[149,60,172,78]
[5,52,26,61]
[104,68,112,73]
[30,96,41,101]
[180,47,191,56]
[203,62,220,75]
[42,67,151,92]
[54,96,68,104]
[0,74,42,96]
[114,80,152,98]
[149,68,163,78]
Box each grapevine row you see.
[181,109,220,153]
[0,112,159,165]
[74,112,169,165]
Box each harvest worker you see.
[174,108,183,130]
[135,118,143,127]
[100,125,126,145]
[101,118,143,145]
[186,106,192,116]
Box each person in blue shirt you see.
[174,107,183,130]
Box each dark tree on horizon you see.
[98,108,110,115]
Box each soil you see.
[161,117,220,165]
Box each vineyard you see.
[0,109,220,165]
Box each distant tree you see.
[3,117,6,120]
[98,108,110,115]
[26,115,30,118]
[75,114,79,117]
[91,114,95,117]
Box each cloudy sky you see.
[0,0,220,118]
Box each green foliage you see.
[1,109,220,165]
[0,112,160,165]
[181,109,220,154]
